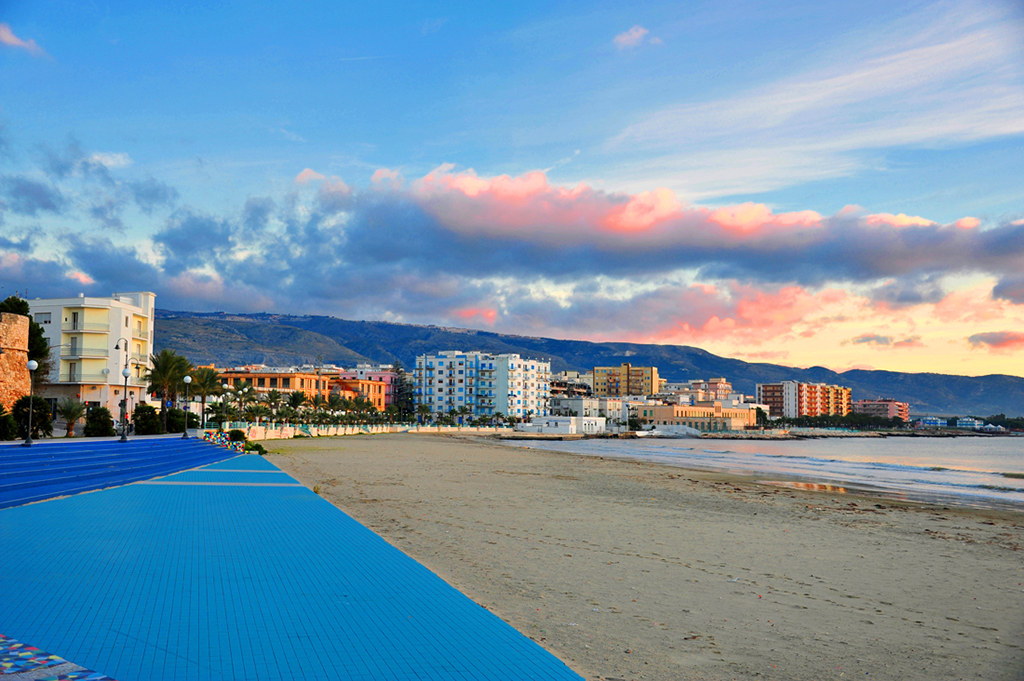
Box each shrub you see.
[84,407,116,437]
[0,404,17,440]
[166,408,186,433]
[245,441,267,455]
[13,395,53,440]
[133,404,163,435]
[228,429,247,442]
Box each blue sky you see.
[2,0,1024,374]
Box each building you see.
[29,292,156,418]
[549,396,626,425]
[413,351,550,419]
[853,398,910,422]
[642,402,757,433]
[332,377,386,411]
[217,365,336,401]
[956,417,985,429]
[550,371,593,398]
[514,416,606,435]
[0,312,30,410]
[336,364,402,409]
[756,381,852,419]
[592,363,660,397]
[917,416,945,428]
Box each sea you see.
[503,435,1024,510]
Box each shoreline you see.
[266,433,1024,681]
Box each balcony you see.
[61,347,109,358]
[58,372,112,384]
[132,327,149,340]
[61,322,109,333]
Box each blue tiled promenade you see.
[0,444,583,680]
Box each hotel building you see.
[642,402,757,433]
[852,398,910,422]
[413,351,550,419]
[756,381,852,419]
[592,363,660,397]
[217,365,336,401]
[29,292,156,417]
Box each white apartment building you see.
[29,291,156,418]
[414,351,550,419]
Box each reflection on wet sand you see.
[764,481,850,494]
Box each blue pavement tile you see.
[0,447,582,681]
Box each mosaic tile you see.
[0,633,67,675]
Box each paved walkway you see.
[0,454,582,680]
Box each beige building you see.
[29,292,156,418]
[592,363,660,397]
[756,381,852,419]
[641,402,757,432]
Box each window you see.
[270,378,278,388]
[257,378,265,387]
[34,312,51,324]
[283,378,290,389]
[125,316,129,327]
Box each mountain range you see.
[154,310,1024,417]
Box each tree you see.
[84,407,116,437]
[146,349,193,433]
[189,367,222,429]
[133,404,163,435]
[288,391,306,409]
[390,361,414,416]
[755,407,769,428]
[12,395,53,439]
[416,404,432,424]
[56,397,87,437]
[0,404,18,440]
[265,389,283,415]
[0,296,53,381]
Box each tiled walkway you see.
[0,454,582,680]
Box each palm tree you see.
[56,397,86,437]
[147,349,193,433]
[189,367,222,429]
[288,391,306,410]
[265,389,283,418]
[327,393,344,414]
[416,404,432,424]
[245,404,273,425]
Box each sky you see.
[1,0,1023,377]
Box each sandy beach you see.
[267,433,1024,681]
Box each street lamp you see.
[182,375,192,439]
[222,383,231,430]
[23,359,38,446]
[114,338,130,443]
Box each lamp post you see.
[222,383,231,430]
[114,338,130,443]
[23,359,38,446]
[182,375,192,439]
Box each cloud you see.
[89,198,125,231]
[371,168,402,187]
[295,168,326,184]
[992,275,1024,304]
[892,336,924,348]
[865,213,934,228]
[613,25,650,49]
[609,5,1024,199]
[127,177,179,213]
[0,23,47,57]
[453,307,497,325]
[967,331,1024,353]
[955,217,980,229]
[88,153,132,169]
[851,334,893,345]
[241,196,275,233]
[0,175,66,215]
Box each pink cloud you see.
[955,217,980,229]
[967,331,1024,353]
[708,202,821,232]
[0,23,46,57]
[934,289,1008,324]
[320,177,350,195]
[453,307,497,325]
[371,168,402,186]
[865,213,934,228]
[605,188,683,231]
[295,168,326,184]
[892,336,924,348]
[66,271,95,285]
[613,25,649,49]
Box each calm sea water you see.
[504,435,1024,510]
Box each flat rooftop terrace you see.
[0,447,582,680]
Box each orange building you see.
[332,378,386,411]
[756,381,852,419]
[214,365,336,401]
[642,402,756,432]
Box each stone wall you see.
[0,312,30,411]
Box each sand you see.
[266,433,1024,681]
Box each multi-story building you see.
[592,363,660,397]
[333,377,386,411]
[755,381,852,419]
[336,364,401,409]
[853,398,910,422]
[642,402,757,433]
[217,365,336,401]
[549,396,626,422]
[413,351,549,419]
[29,291,156,418]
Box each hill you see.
[154,311,1024,416]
